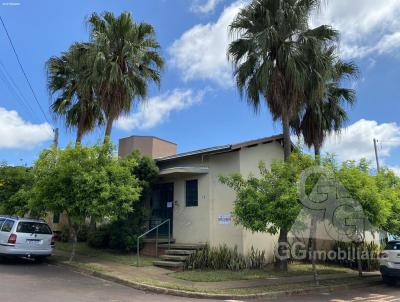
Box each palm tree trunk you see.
[76,128,84,145]
[104,117,113,143]
[308,146,321,284]
[282,110,291,161]
[314,145,321,164]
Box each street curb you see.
[54,262,382,300]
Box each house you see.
[118,134,285,262]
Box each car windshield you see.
[16,222,52,235]
[384,242,400,250]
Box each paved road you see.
[0,258,399,302]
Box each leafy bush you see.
[327,241,382,271]
[87,225,110,249]
[107,212,146,251]
[185,245,266,271]
[77,224,89,242]
[59,225,70,242]
[60,224,89,243]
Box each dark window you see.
[53,212,60,224]
[1,220,14,232]
[186,179,198,207]
[0,218,5,229]
[385,242,400,250]
[16,222,52,235]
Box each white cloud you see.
[322,119,400,163]
[169,1,245,87]
[115,89,205,131]
[389,165,400,176]
[311,0,400,59]
[0,107,52,149]
[191,0,223,14]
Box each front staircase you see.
[153,243,205,271]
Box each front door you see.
[151,183,174,235]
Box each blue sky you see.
[0,0,399,172]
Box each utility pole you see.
[53,128,59,148]
[373,138,380,172]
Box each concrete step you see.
[158,243,205,250]
[153,260,184,269]
[142,238,175,244]
[160,254,188,262]
[165,249,196,256]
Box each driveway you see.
[0,258,218,302]
[0,258,399,302]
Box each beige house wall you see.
[238,141,283,260]
[169,173,211,244]
[160,141,286,261]
[208,151,243,251]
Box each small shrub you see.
[77,224,89,242]
[327,241,382,271]
[60,225,70,242]
[185,244,266,271]
[87,225,110,249]
[59,224,89,243]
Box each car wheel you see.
[382,275,397,286]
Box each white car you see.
[379,240,400,285]
[0,216,54,260]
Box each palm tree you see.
[291,45,358,283]
[87,12,164,141]
[227,0,338,271]
[47,43,103,144]
[292,56,358,159]
[228,0,338,162]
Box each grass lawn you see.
[171,263,354,282]
[55,242,157,267]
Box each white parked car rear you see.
[0,216,54,260]
[379,240,400,285]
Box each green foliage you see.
[334,160,391,229]
[185,245,266,271]
[329,241,381,271]
[47,42,103,143]
[0,164,33,215]
[88,225,110,249]
[28,143,142,245]
[87,11,164,138]
[376,168,400,236]
[125,150,159,201]
[220,152,316,234]
[59,224,88,243]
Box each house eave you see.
[159,166,209,176]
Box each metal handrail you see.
[137,219,171,267]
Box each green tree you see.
[47,43,103,144]
[87,12,164,140]
[28,143,142,261]
[333,159,391,276]
[220,152,316,271]
[105,151,159,251]
[228,0,338,161]
[291,48,358,158]
[377,169,400,237]
[290,45,358,282]
[0,164,33,215]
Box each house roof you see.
[156,134,284,162]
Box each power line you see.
[0,15,50,124]
[0,59,37,117]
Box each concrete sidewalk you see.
[53,250,380,291]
